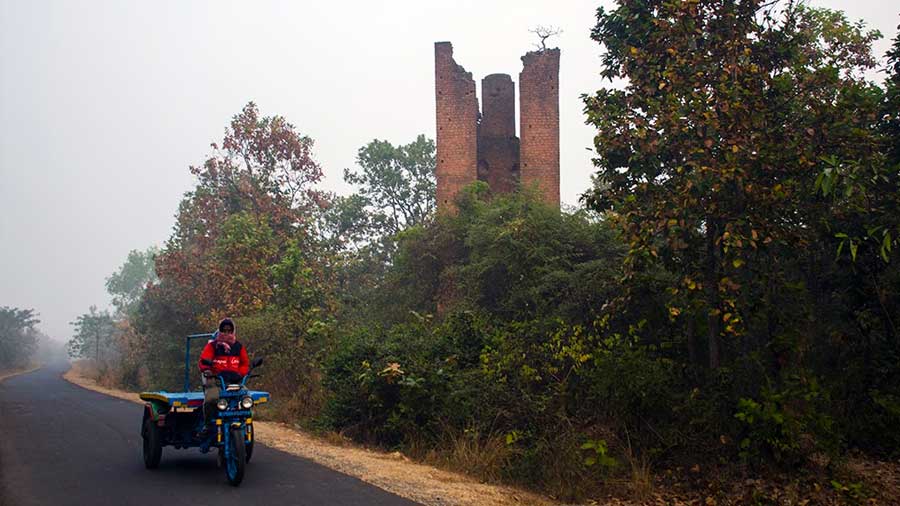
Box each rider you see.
[198,318,250,429]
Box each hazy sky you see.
[1,1,897,341]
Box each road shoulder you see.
[63,363,558,506]
[0,364,41,383]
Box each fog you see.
[1,0,896,342]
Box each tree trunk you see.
[705,216,721,370]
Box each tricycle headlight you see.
[216,398,229,410]
[240,396,254,409]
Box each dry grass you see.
[63,360,560,506]
[623,448,654,501]
[411,427,515,484]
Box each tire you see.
[142,417,163,469]
[225,427,246,486]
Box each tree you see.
[155,102,327,323]
[322,135,437,318]
[106,247,158,317]
[67,306,115,361]
[529,25,563,51]
[886,24,900,163]
[0,307,39,369]
[583,0,883,369]
[341,135,436,241]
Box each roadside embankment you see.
[63,360,559,506]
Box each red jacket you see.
[198,339,249,377]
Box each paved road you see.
[0,363,422,506]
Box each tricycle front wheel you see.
[142,417,162,469]
[225,427,246,486]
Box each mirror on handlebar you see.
[251,357,264,369]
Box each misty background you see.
[1,0,896,342]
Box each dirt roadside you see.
[0,364,41,383]
[63,362,559,506]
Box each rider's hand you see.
[202,370,213,378]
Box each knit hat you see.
[218,318,235,332]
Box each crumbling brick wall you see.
[519,48,560,208]
[434,42,559,211]
[477,74,520,195]
[434,42,479,211]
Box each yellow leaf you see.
[733,259,744,268]
[732,145,739,153]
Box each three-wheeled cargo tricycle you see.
[139,333,270,486]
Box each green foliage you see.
[584,0,886,371]
[235,307,332,421]
[338,135,435,243]
[67,306,115,361]
[321,190,663,495]
[321,314,477,445]
[581,439,617,471]
[0,307,40,369]
[734,377,838,466]
[105,247,158,317]
[830,479,869,504]
[582,0,900,467]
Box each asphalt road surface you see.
[0,363,422,506]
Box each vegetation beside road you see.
[65,2,900,503]
[0,306,42,375]
[64,359,558,506]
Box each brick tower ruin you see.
[434,42,560,211]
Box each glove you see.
[202,370,214,378]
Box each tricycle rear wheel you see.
[142,417,162,469]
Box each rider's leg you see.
[202,383,219,423]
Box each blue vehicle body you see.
[139,333,270,486]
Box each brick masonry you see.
[478,73,520,195]
[434,42,479,211]
[434,42,560,211]
[519,49,561,207]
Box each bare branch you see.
[529,25,562,51]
